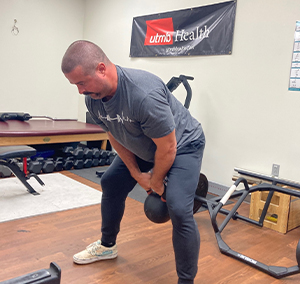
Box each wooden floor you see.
[1,171,300,283]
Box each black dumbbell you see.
[99,150,108,159]
[62,146,73,156]
[91,158,99,167]
[92,148,100,159]
[55,157,63,162]
[0,165,11,178]
[28,157,44,174]
[35,157,45,164]
[63,159,74,170]
[54,158,64,171]
[98,158,106,166]
[107,152,117,164]
[83,159,93,168]
[74,159,84,169]
[104,151,117,165]
[63,146,84,159]
[42,158,55,173]
[83,148,93,159]
[28,160,42,174]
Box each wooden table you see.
[0,120,108,149]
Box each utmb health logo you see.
[144,17,210,46]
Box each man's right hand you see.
[135,172,152,191]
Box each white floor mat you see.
[0,173,102,223]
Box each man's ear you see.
[96,63,106,75]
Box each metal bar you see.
[258,190,274,225]
[0,161,39,195]
[234,167,300,190]
[219,189,250,232]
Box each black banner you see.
[130,1,237,57]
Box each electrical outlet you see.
[272,164,280,177]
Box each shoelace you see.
[87,241,101,255]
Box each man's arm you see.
[107,132,152,190]
[150,129,177,196]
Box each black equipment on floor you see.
[195,168,300,279]
[0,262,61,284]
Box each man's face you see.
[64,65,109,100]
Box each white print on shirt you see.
[98,111,134,124]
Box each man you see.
[61,40,205,284]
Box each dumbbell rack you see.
[0,145,117,178]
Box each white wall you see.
[0,0,85,119]
[83,0,300,186]
[1,0,300,187]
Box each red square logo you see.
[144,18,174,46]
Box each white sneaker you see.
[73,240,118,264]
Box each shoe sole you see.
[73,253,118,264]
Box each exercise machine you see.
[195,168,300,279]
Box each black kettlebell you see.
[144,191,170,224]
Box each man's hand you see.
[135,172,164,196]
[150,177,165,196]
[135,172,152,191]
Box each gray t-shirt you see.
[85,66,204,162]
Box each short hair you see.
[61,40,110,75]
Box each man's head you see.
[62,40,117,100]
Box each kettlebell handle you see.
[146,185,167,202]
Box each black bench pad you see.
[0,146,36,159]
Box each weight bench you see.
[0,145,44,195]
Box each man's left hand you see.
[150,178,165,196]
